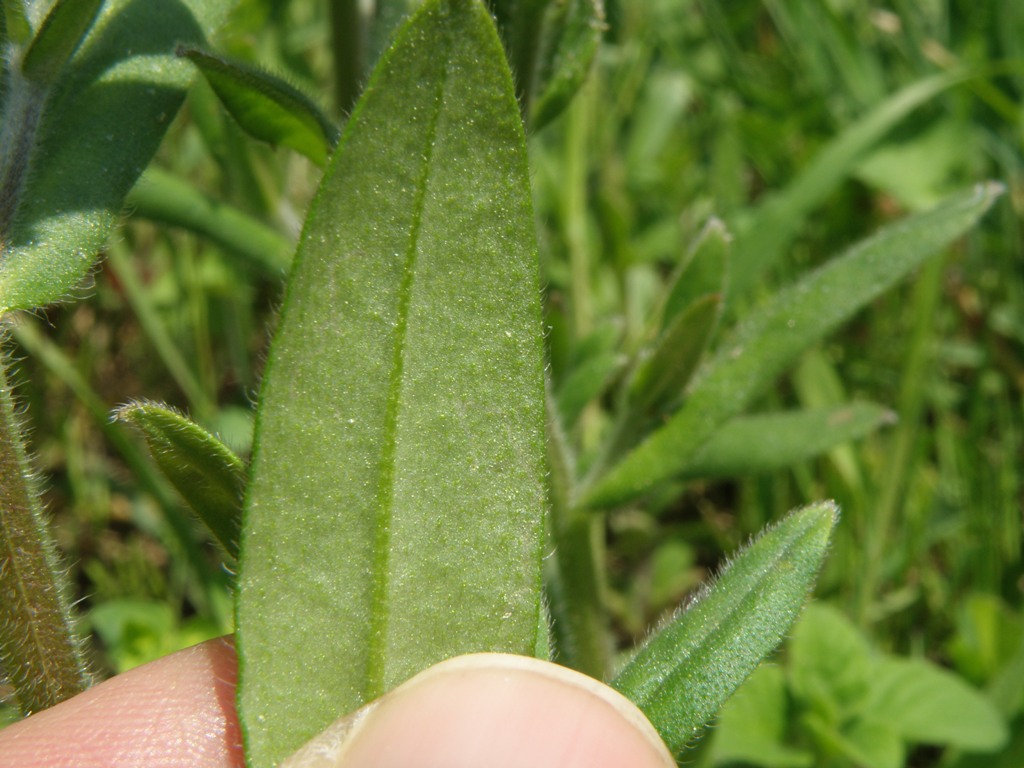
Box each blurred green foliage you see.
[1,0,1021,764]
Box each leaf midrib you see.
[364,23,452,702]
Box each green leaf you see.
[115,401,244,560]
[528,0,604,130]
[236,1,547,765]
[628,293,720,416]
[611,502,837,755]
[677,403,895,479]
[729,71,970,299]
[711,665,814,768]
[802,713,904,768]
[662,217,729,328]
[0,0,235,313]
[787,603,874,723]
[177,45,340,166]
[3,0,31,45]
[865,658,1009,751]
[20,0,103,86]
[554,348,623,427]
[585,182,1002,508]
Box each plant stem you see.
[544,385,611,678]
[11,318,229,621]
[0,339,90,715]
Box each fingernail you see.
[282,653,675,768]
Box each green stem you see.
[544,385,611,678]
[0,338,90,715]
[11,319,229,621]
[329,0,365,116]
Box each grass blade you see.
[126,168,292,276]
[236,1,547,764]
[585,183,1002,508]
[612,502,838,755]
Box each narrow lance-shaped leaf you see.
[662,217,729,328]
[728,71,970,299]
[585,182,1002,508]
[115,401,244,560]
[628,292,720,417]
[3,0,31,45]
[0,0,235,313]
[528,0,605,130]
[236,1,548,765]
[613,501,838,755]
[177,45,340,167]
[676,403,896,480]
[20,0,103,86]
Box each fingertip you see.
[285,653,675,768]
[0,637,243,768]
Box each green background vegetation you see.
[1,1,1021,766]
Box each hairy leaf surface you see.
[236,1,547,764]
[613,502,837,755]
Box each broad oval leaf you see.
[0,0,234,313]
[236,1,548,765]
[612,501,838,755]
[864,658,1008,751]
[585,182,1002,508]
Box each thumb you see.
[283,653,675,768]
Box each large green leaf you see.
[236,1,547,765]
[612,502,837,755]
[585,183,1001,508]
[0,0,234,312]
[864,658,1008,751]
[711,665,814,768]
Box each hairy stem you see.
[0,341,90,715]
